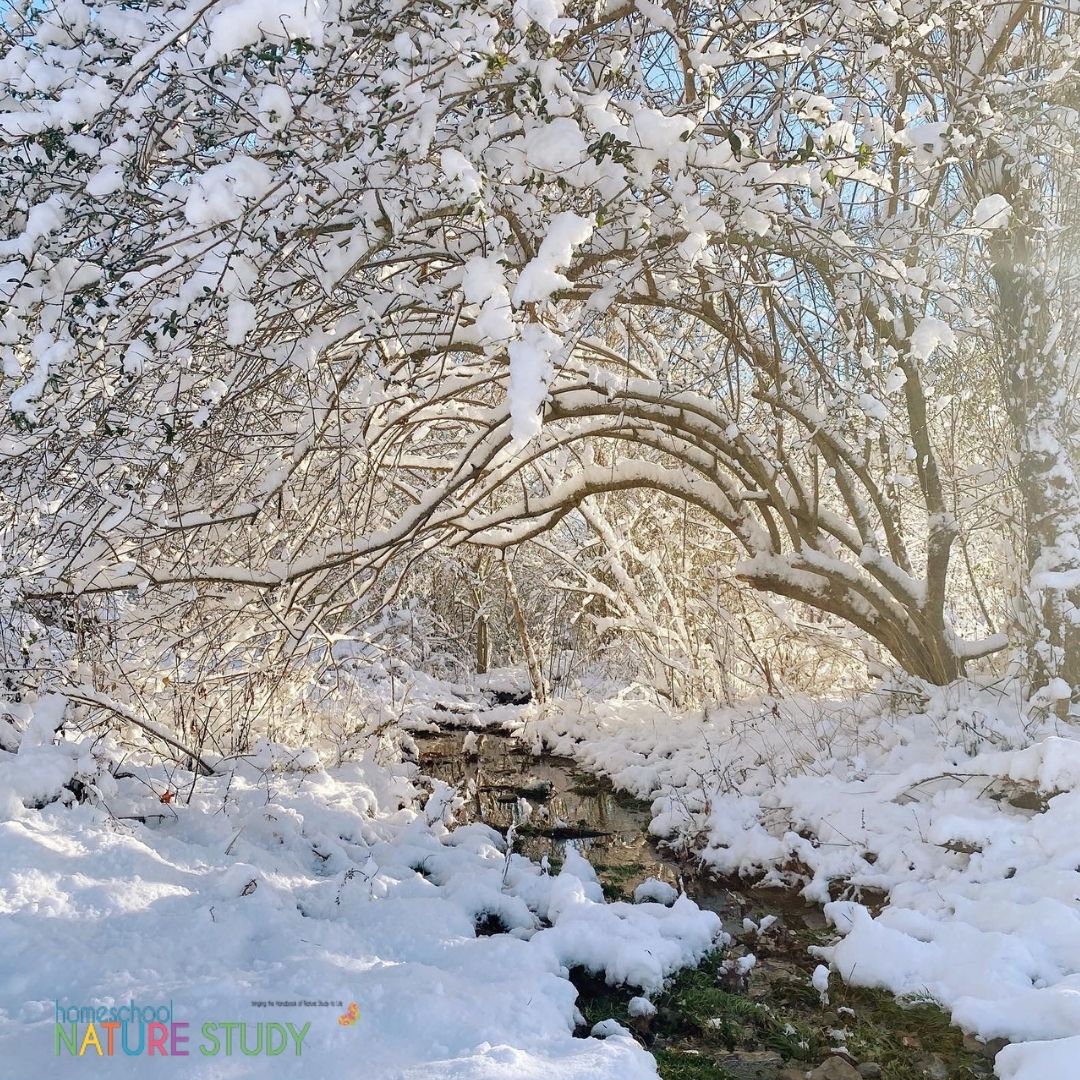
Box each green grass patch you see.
[802,982,990,1080]
[655,1049,736,1080]
[573,946,993,1080]
[656,954,820,1061]
[591,860,649,901]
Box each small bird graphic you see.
[338,1002,360,1027]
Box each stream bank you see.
[417,727,998,1080]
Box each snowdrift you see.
[0,728,720,1078]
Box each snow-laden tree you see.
[1,0,1077,720]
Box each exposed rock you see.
[715,1050,785,1079]
[962,1034,1008,1060]
[857,1065,883,1079]
[924,1054,949,1080]
[808,1056,863,1080]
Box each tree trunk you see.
[475,615,490,675]
[991,223,1080,701]
[501,559,546,703]
[470,552,491,674]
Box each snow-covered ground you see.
[0,721,721,1079]
[3,674,1079,1079]
[510,682,1080,1080]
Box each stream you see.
[416,727,826,929]
[417,726,999,1080]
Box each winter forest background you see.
[1,1,1080,1078]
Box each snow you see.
[628,107,694,173]
[122,340,150,376]
[1005,734,1080,791]
[0,742,76,810]
[2,2,1076,1075]
[796,94,835,121]
[971,194,1011,230]
[513,212,593,306]
[996,1037,1080,1080]
[908,315,955,361]
[463,258,505,306]
[738,206,771,236]
[1046,678,1073,702]
[0,713,722,1079]
[513,0,576,37]
[10,333,71,421]
[505,682,1080,1076]
[507,323,560,441]
[523,118,588,173]
[745,914,777,937]
[226,298,257,345]
[184,156,274,227]
[857,393,887,422]
[633,877,677,906]
[463,257,515,345]
[85,165,123,197]
[590,1018,633,1040]
[441,149,483,199]
[204,0,325,66]
[812,964,831,1005]
[256,84,294,133]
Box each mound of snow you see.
[633,877,678,906]
[521,683,1080,1078]
[0,724,721,1079]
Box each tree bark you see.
[991,218,1080,699]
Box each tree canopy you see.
[2,0,1078,736]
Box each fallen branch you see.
[67,686,218,776]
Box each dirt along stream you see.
[417,727,999,1080]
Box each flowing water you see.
[416,727,827,928]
